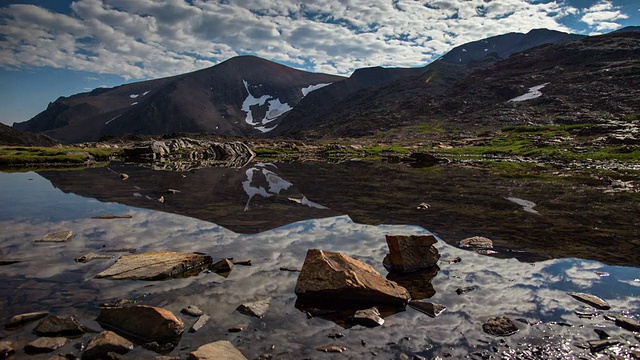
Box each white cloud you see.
[580,0,629,32]
[0,0,579,80]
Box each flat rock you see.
[0,341,17,358]
[315,344,347,353]
[189,315,210,333]
[482,316,518,336]
[383,234,440,273]
[187,340,247,360]
[458,236,493,249]
[588,339,620,353]
[91,214,132,219]
[5,310,49,328]
[567,292,611,310]
[75,252,113,263]
[456,286,476,295]
[33,315,85,336]
[180,305,204,317]
[210,258,233,273]
[295,249,410,306]
[614,315,640,332]
[24,337,67,353]
[36,230,73,243]
[409,300,447,318]
[232,259,251,266]
[279,266,300,272]
[236,298,271,318]
[96,305,184,344]
[352,307,384,327]
[95,251,212,280]
[82,330,134,359]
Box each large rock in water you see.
[95,251,212,280]
[188,340,248,360]
[96,305,184,344]
[294,249,410,306]
[383,234,440,273]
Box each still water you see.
[0,161,639,359]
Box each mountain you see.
[0,122,58,146]
[13,56,343,143]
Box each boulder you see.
[567,292,611,310]
[35,230,72,243]
[236,298,271,318]
[295,249,410,306]
[352,307,384,327]
[187,340,247,360]
[33,315,85,336]
[82,331,134,359]
[458,236,493,249]
[5,310,49,329]
[383,234,440,273]
[409,300,447,318]
[482,316,518,336]
[24,337,67,353]
[95,251,213,280]
[96,305,184,344]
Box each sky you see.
[0,0,638,125]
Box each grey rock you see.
[614,315,640,332]
[409,300,447,318]
[482,316,519,336]
[34,315,85,336]
[237,298,271,318]
[567,292,611,310]
[5,310,49,329]
[588,339,620,353]
[458,236,493,249]
[82,331,134,359]
[187,340,247,360]
[75,252,113,263]
[95,251,212,280]
[352,307,384,327]
[24,337,67,353]
[383,234,440,273]
[36,230,73,243]
[180,305,204,317]
[189,315,210,333]
[96,305,184,344]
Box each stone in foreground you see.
[33,315,85,336]
[0,341,17,358]
[82,331,134,359]
[189,315,210,333]
[295,249,410,306]
[458,236,493,249]
[187,340,247,360]
[95,251,213,280]
[35,230,73,243]
[482,316,518,336]
[383,234,440,273]
[24,337,67,354]
[409,300,447,318]
[5,311,49,329]
[96,305,184,344]
[236,298,271,318]
[352,307,384,327]
[181,305,204,317]
[614,315,640,332]
[567,292,611,310]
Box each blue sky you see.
[0,0,637,126]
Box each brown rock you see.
[614,315,640,332]
[482,316,518,336]
[187,340,247,360]
[36,230,73,243]
[189,315,210,333]
[387,267,438,300]
[409,300,447,318]
[24,337,67,354]
[95,251,212,280]
[96,305,184,344]
[294,249,410,306]
[5,310,49,329]
[315,344,347,353]
[0,341,17,359]
[458,236,493,249]
[383,234,440,273]
[352,307,384,327]
[75,252,113,263]
[180,305,204,317]
[82,331,134,359]
[567,292,611,310]
[232,259,251,266]
[210,259,233,273]
[34,315,85,336]
[236,298,271,318]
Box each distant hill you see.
[0,122,58,146]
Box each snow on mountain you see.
[242,79,293,133]
[509,83,549,102]
[301,83,332,97]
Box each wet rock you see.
[315,344,347,353]
[594,328,610,339]
[409,300,446,318]
[91,214,132,219]
[5,310,49,329]
[295,249,410,306]
[187,340,247,360]
[614,315,640,332]
[36,230,73,243]
[236,298,271,318]
[75,252,113,263]
[574,308,598,318]
[567,292,611,310]
[82,331,134,359]
[24,337,67,353]
[588,339,620,353]
[210,259,233,273]
[96,305,184,344]
[383,234,440,273]
[180,305,204,317]
[456,286,476,295]
[228,325,246,333]
[279,266,300,272]
[101,248,137,254]
[34,315,85,337]
[458,236,493,249]
[482,316,518,336]
[232,259,251,266]
[143,341,175,353]
[189,315,209,333]
[352,307,384,327]
[0,341,17,359]
[95,251,213,280]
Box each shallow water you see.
[0,162,639,359]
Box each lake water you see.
[0,161,639,359]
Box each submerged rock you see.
[458,236,493,249]
[181,305,204,317]
[456,286,476,295]
[5,310,49,329]
[383,234,440,273]
[409,300,447,318]
[295,249,410,306]
[567,292,611,310]
[187,340,248,360]
[96,305,184,344]
[24,337,67,354]
[35,230,73,243]
[33,315,85,337]
[236,298,271,318]
[352,307,384,327]
[82,331,134,359]
[482,316,518,336]
[95,251,212,280]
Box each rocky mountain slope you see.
[13,56,343,143]
[0,123,58,146]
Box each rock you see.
[458,236,493,249]
[614,315,640,332]
[315,344,347,353]
[75,252,113,263]
[91,214,133,219]
[210,259,233,273]
[588,339,619,353]
[482,316,518,336]
[279,266,300,272]
[120,173,129,180]
[295,249,410,306]
[441,257,462,264]
[594,329,610,340]
[236,298,271,318]
[228,325,246,333]
[352,307,384,327]
[36,230,73,243]
[34,315,85,336]
[180,305,204,317]
[232,259,251,266]
[82,331,134,359]
[95,251,213,280]
[24,337,67,353]
[96,305,184,344]
[187,340,247,360]
[383,234,440,273]
[0,341,17,359]
[189,315,209,333]
[5,310,49,329]
[409,300,447,318]
[456,286,476,295]
[100,248,137,254]
[567,292,611,310]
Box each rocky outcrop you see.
[187,340,247,360]
[95,251,213,280]
[294,249,410,306]
[96,305,184,344]
[82,331,134,359]
[383,234,440,273]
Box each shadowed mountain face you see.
[0,123,58,146]
[13,56,343,143]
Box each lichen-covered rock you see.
[95,251,212,280]
[187,340,247,360]
[383,234,440,273]
[96,305,184,344]
[458,236,493,249]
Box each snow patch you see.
[301,83,332,97]
[131,102,138,106]
[241,79,292,132]
[129,94,139,99]
[508,83,549,102]
[105,114,121,125]
[142,91,150,96]
[462,48,467,52]
[505,197,539,214]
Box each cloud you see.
[0,0,579,79]
[580,0,629,32]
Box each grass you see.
[0,146,116,166]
